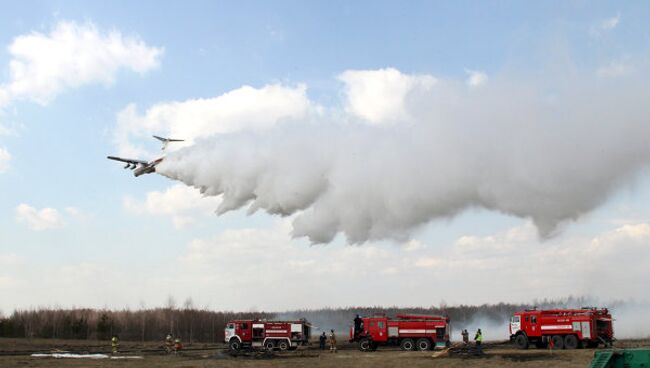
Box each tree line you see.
[0,305,272,343]
[0,296,602,342]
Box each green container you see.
[590,349,650,368]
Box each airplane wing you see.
[153,135,184,143]
[106,156,149,165]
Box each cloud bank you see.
[0,20,163,108]
[15,204,81,231]
[16,204,64,231]
[123,184,221,228]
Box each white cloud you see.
[0,20,163,108]
[165,219,650,312]
[174,220,401,308]
[601,14,620,31]
[401,239,425,252]
[123,184,221,228]
[14,204,84,230]
[15,204,64,231]
[0,147,11,173]
[4,217,650,331]
[590,14,621,37]
[442,221,650,302]
[414,257,441,268]
[454,223,534,256]
[338,68,436,124]
[465,69,488,87]
[114,83,313,157]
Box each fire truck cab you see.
[510,308,614,349]
[224,319,311,351]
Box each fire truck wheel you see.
[564,335,578,349]
[514,334,529,349]
[277,340,289,351]
[358,338,373,352]
[228,339,241,351]
[551,335,564,349]
[264,340,276,351]
[400,339,415,351]
[416,338,432,351]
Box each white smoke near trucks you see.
[157,69,650,244]
[604,300,650,339]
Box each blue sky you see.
[1,1,650,314]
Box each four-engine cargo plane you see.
[107,135,184,177]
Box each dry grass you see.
[1,338,648,368]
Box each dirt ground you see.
[1,338,649,368]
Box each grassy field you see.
[1,338,648,368]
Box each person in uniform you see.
[111,335,119,354]
[165,333,174,353]
[174,337,183,354]
[328,329,337,353]
[319,332,327,350]
[474,328,483,355]
[354,315,363,337]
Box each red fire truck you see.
[224,319,311,351]
[509,308,614,349]
[349,314,451,351]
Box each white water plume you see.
[158,69,650,244]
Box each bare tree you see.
[183,298,194,344]
[166,295,177,335]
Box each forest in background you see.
[0,296,614,343]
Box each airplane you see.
[107,135,184,177]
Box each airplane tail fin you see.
[153,135,185,150]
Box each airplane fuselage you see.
[133,158,163,177]
[108,135,181,178]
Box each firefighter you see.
[462,329,469,345]
[319,332,327,350]
[111,335,119,354]
[474,328,483,355]
[328,329,337,353]
[165,333,174,353]
[174,336,183,354]
[354,314,363,337]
